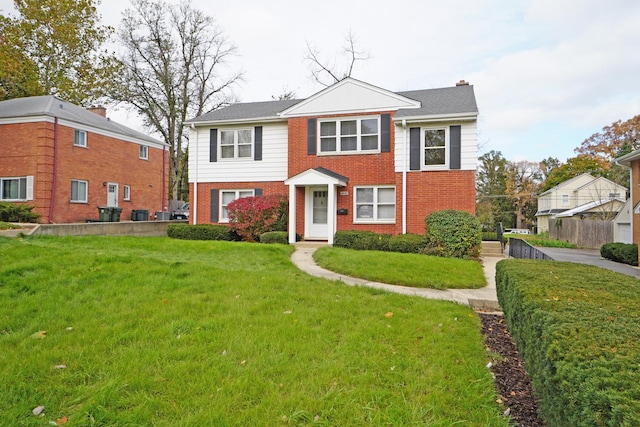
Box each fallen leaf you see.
[384,312,393,318]
[32,405,45,416]
[56,416,69,425]
[283,310,292,315]
[31,331,47,339]
[66,327,73,331]
[240,360,247,366]
[552,296,559,301]
[54,365,67,369]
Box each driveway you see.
[535,247,640,279]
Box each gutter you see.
[191,123,197,224]
[402,119,407,234]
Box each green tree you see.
[539,156,561,180]
[476,150,514,228]
[505,160,541,229]
[1,0,119,105]
[539,155,605,193]
[114,0,242,202]
[0,16,43,100]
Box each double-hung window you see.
[1,177,28,201]
[74,130,87,147]
[220,189,254,222]
[561,194,569,206]
[319,117,380,154]
[423,128,447,167]
[123,185,131,201]
[139,145,149,160]
[220,129,252,159]
[354,186,395,223]
[70,180,88,203]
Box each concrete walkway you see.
[291,243,503,311]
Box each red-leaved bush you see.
[227,195,288,242]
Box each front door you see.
[306,186,328,240]
[107,183,118,207]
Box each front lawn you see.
[313,246,487,290]
[0,236,508,426]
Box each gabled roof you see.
[0,95,164,146]
[285,167,348,186]
[538,173,595,197]
[574,175,627,193]
[186,78,478,125]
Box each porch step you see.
[481,241,505,258]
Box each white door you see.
[107,183,118,207]
[306,186,328,240]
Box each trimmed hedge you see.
[259,231,288,245]
[496,259,640,426]
[388,233,427,253]
[0,202,40,223]
[167,224,240,241]
[333,230,391,251]
[600,242,638,266]
[424,210,481,259]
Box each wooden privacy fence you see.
[549,218,613,249]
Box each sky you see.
[2,0,639,163]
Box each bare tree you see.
[505,160,542,229]
[113,0,242,202]
[304,30,370,86]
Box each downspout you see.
[402,119,407,234]
[48,117,59,223]
[163,144,167,213]
[191,123,197,224]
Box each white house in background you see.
[536,173,627,233]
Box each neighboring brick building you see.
[0,96,167,223]
[185,78,478,244]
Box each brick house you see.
[186,78,478,244]
[615,149,640,259]
[0,95,167,223]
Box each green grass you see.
[0,221,20,230]
[0,236,508,426]
[313,247,486,290]
[505,232,577,248]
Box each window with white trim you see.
[561,194,569,206]
[354,186,395,223]
[74,129,87,147]
[423,128,447,168]
[1,177,28,201]
[220,189,254,222]
[319,117,380,154]
[70,180,88,203]
[123,185,131,201]
[139,145,148,160]
[220,129,253,159]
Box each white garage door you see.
[618,224,632,244]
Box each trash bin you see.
[98,206,112,222]
[131,209,149,221]
[111,207,123,222]
[155,211,171,220]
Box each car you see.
[170,202,189,220]
[504,228,530,235]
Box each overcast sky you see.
[2,0,639,163]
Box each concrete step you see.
[481,241,505,257]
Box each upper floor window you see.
[423,128,447,167]
[1,177,28,201]
[74,130,87,147]
[319,117,380,154]
[220,129,252,159]
[220,189,254,222]
[561,194,569,206]
[70,179,88,203]
[354,186,395,223]
[139,145,149,160]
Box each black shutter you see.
[381,114,391,152]
[254,126,262,161]
[450,125,461,170]
[409,127,421,170]
[210,189,219,222]
[209,129,218,162]
[307,118,317,155]
[254,188,263,196]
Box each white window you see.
[1,177,28,201]
[561,194,569,206]
[123,185,131,201]
[220,189,254,222]
[319,117,379,154]
[74,130,87,147]
[71,180,88,203]
[220,129,253,159]
[423,128,447,168]
[139,145,148,160]
[354,186,395,223]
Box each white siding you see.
[393,120,477,172]
[189,122,288,183]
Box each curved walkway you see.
[291,243,502,311]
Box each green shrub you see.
[259,231,289,244]
[388,233,427,253]
[496,259,640,426]
[167,224,240,241]
[601,242,638,266]
[424,210,481,259]
[0,202,40,223]
[333,230,390,251]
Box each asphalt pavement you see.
[535,247,640,279]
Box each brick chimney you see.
[87,106,107,117]
[456,80,469,86]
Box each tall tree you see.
[505,160,541,229]
[305,30,370,86]
[576,114,640,162]
[538,155,605,193]
[539,156,561,181]
[0,16,43,100]
[1,0,119,104]
[114,0,242,202]
[476,150,513,228]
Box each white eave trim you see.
[185,116,287,127]
[393,112,478,123]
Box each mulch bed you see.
[478,312,544,427]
